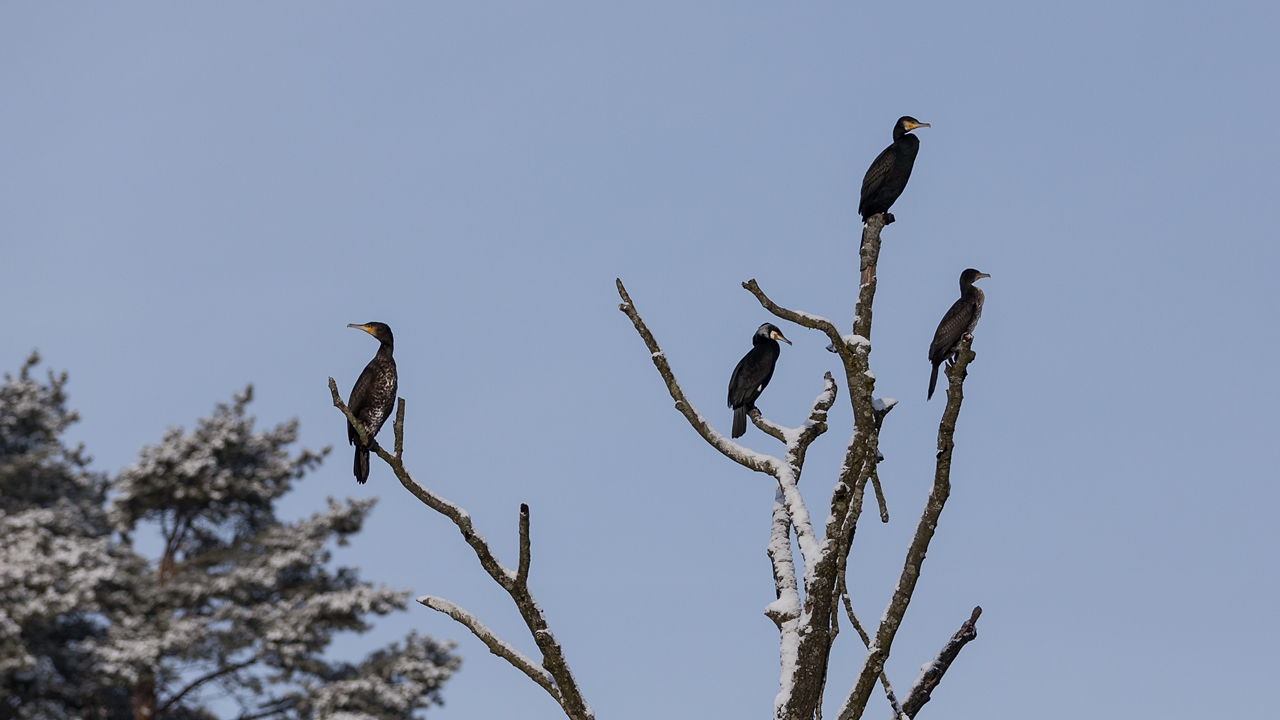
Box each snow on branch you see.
[417,595,559,699]
[835,335,978,720]
[615,278,826,571]
[615,279,783,476]
[899,606,982,719]
[326,381,594,720]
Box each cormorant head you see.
[959,269,991,288]
[894,116,930,140]
[755,323,792,346]
[348,322,394,347]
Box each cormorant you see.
[346,322,398,483]
[859,116,930,224]
[728,323,791,438]
[928,269,989,400]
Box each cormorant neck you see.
[893,125,908,142]
[753,335,778,349]
[376,340,394,357]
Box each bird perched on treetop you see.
[346,322,398,483]
[859,116,930,224]
[928,269,989,400]
[728,323,791,438]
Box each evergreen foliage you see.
[0,355,458,720]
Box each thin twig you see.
[836,578,907,720]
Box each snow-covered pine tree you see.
[0,352,131,719]
[0,354,458,720]
[103,387,459,720]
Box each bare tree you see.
[328,214,985,720]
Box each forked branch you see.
[327,380,593,720]
[836,336,977,720]
[616,278,826,572]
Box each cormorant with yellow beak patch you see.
[859,116,930,224]
[728,323,791,438]
[346,322,397,483]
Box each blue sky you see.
[2,2,1278,718]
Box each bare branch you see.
[836,577,906,720]
[419,595,560,700]
[899,606,982,719]
[869,467,889,525]
[900,607,981,717]
[836,337,978,720]
[328,378,514,589]
[853,214,889,341]
[327,379,594,720]
[394,396,405,458]
[517,503,531,587]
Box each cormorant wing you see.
[929,298,975,365]
[347,363,378,445]
[728,346,776,409]
[859,145,897,213]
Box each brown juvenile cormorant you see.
[346,322,398,483]
[859,116,930,224]
[728,323,791,438]
[928,269,989,400]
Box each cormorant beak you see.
[976,272,991,280]
[907,120,930,130]
[347,323,375,336]
[772,330,793,345]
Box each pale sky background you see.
[2,2,1278,718]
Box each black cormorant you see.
[859,116,930,223]
[346,322,398,483]
[928,269,989,400]
[728,323,791,438]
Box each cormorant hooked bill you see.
[346,322,398,483]
[859,116,930,224]
[728,323,791,438]
[928,270,989,400]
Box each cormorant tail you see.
[732,406,747,439]
[928,363,940,401]
[354,446,370,484]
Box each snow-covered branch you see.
[836,336,977,720]
[898,606,982,719]
[417,595,559,699]
[326,381,594,720]
[615,278,825,570]
[615,279,784,476]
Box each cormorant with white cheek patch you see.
[859,116,930,224]
[928,270,989,400]
[346,322,398,483]
[728,323,791,438]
